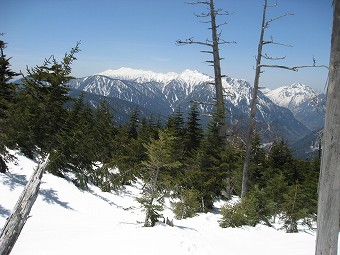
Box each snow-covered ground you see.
[0,152,324,254]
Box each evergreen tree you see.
[138,116,159,144]
[0,36,19,173]
[126,107,140,139]
[182,110,227,211]
[268,140,297,185]
[183,102,203,154]
[0,36,19,119]
[6,42,80,157]
[167,107,184,138]
[92,99,117,162]
[138,130,182,226]
[248,134,267,189]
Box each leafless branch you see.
[186,1,209,5]
[218,39,236,44]
[194,12,210,18]
[216,21,228,28]
[266,1,278,8]
[265,13,294,28]
[176,37,213,47]
[262,36,293,47]
[259,64,329,71]
[200,50,214,54]
[262,53,286,60]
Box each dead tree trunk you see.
[315,1,340,254]
[0,155,49,255]
[177,0,231,140]
[240,0,325,198]
[241,0,268,198]
[209,0,227,139]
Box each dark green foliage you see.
[280,182,309,233]
[167,108,184,137]
[0,37,19,120]
[139,130,182,226]
[183,102,203,154]
[137,193,163,227]
[172,188,201,219]
[6,43,80,157]
[219,187,276,228]
[47,95,118,189]
[126,108,140,139]
[0,36,19,172]
[220,197,258,228]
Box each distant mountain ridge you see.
[67,67,312,143]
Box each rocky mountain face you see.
[66,68,312,143]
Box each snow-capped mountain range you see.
[67,67,324,143]
[99,68,212,89]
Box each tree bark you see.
[0,155,7,173]
[241,0,267,198]
[315,1,340,254]
[0,156,49,255]
[209,0,227,140]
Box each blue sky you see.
[2,0,332,90]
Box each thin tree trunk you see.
[315,0,340,254]
[0,155,49,255]
[209,0,227,140]
[0,155,7,173]
[241,0,267,198]
[144,166,160,227]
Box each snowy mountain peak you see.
[98,67,211,86]
[264,82,317,108]
[98,67,177,84]
[178,69,211,84]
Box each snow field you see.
[0,152,321,254]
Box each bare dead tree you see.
[241,0,328,198]
[315,1,340,254]
[0,155,49,255]
[177,0,234,139]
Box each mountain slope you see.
[0,152,317,254]
[264,83,325,130]
[66,68,311,142]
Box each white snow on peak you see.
[177,69,212,86]
[264,83,317,108]
[98,67,211,86]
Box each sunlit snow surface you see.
[0,151,326,255]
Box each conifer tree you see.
[167,107,184,138]
[0,36,19,119]
[184,110,227,210]
[0,36,19,173]
[126,107,140,139]
[6,42,80,157]
[139,130,182,226]
[183,102,203,154]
